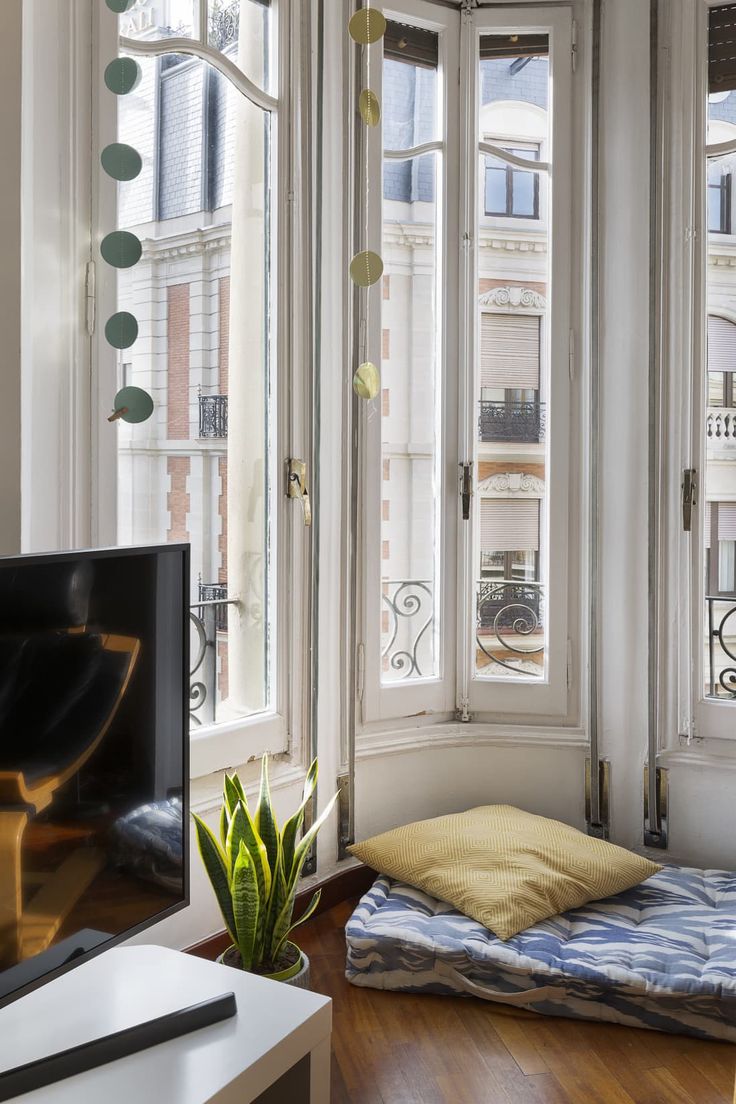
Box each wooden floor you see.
[298,900,736,1104]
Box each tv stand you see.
[0,945,332,1103]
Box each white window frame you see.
[360,1,587,731]
[655,0,736,752]
[91,0,313,776]
[361,0,460,724]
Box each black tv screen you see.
[0,545,189,1009]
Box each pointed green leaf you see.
[232,841,259,970]
[230,771,248,810]
[254,755,279,877]
[272,889,322,962]
[193,814,237,946]
[224,774,241,818]
[290,791,340,887]
[219,803,229,850]
[263,841,287,962]
[281,760,320,881]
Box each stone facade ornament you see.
[477,472,545,496]
[478,285,547,311]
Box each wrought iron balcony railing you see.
[706,408,736,447]
[381,580,435,681]
[706,595,736,699]
[478,400,546,444]
[476,579,545,678]
[198,583,229,632]
[199,394,228,439]
[189,590,235,726]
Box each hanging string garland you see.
[350,4,386,403]
[101,1,154,425]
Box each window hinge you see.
[85,260,96,337]
[456,697,472,723]
[357,643,365,702]
[568,329,575,381]
[287,458,312,527]
[460,462,473,521]
[681,468,697,532]
[567,638,573,689]
[571,20,578,72]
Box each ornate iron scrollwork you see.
[476,580,545,677]
[381,580,434,680]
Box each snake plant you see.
[193,756,337,973]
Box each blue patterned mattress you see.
[345,867,736,1041]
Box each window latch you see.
[682,468,697,533]
[287,458,312,527]
[460,462,473,521]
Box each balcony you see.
[199,394,228,439]
[476,579,545,678]
[478,400,546,444]
[706,408,736,451]
[189,585,234,727]
[706,595,736,699]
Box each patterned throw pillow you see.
[349,805,661,941]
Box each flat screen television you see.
[0,544,189,1012]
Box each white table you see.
[0,945,332,1103]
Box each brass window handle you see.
[287,459,312,527]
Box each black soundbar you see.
[0,991,237,1101]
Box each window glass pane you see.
[475,34,549,681]
[511,168,535,216]
[114,51,275,727]
[704,305,736,696]
[382,58,438,152]
[120,0,197,40]
[380,142,441,683]
[208,0,274,93]
[709,185,724,233]
[485,163,507,215]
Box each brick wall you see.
[167,456,190,542]
[167,283,191,440]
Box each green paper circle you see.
[113,387,154,424]
[105,312,139,350]
[106,0,137,11]
[101,143,143,182]
[104,57,142,96]
[100,231,142,269]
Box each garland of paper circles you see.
[100,1,153,425]
[349,5,385,402]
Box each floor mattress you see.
[345,866,736,1041]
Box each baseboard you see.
[186,863,377,960]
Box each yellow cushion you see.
[349,805,661,941]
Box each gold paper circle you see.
[350,250,384,287]
[353,362,381,401]
[349,8,387,45]
[359,89,381,127]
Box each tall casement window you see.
[360,2,583,726]
[95,0,311,768]
[701,7,736,724]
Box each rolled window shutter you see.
[481,499,539,552]
[705,501,712,549]
[709,4,736,92]
[481,313,540,389]
[718,502,736,540]
[479,34,549,62]
[708,315,736,373]
[385,21,438,69]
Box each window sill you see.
[356,721,588,760]
[190,711,288,779]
